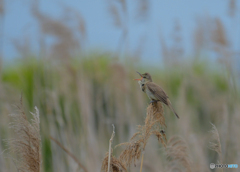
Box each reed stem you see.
[140,151,145,172]
[108,124,115,172]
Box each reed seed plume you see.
[101,151,127,172]
[228,0,236,17]
[146,101,167,129]
[211,18,228,47]
[101,124,127,172]
[136,0,149,21]
[165,136,192,172]
[116,102,167,168]
[5,101,41,172]
[31,3,83,60]
[208,123,222,164]
[118,140,142,167]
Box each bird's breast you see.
[145,87,157,100]
[138,81,157,100]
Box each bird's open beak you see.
[134,71,143,81]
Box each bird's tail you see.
[167,99,179,119]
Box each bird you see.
[134,71,179,119]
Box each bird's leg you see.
[149,100,158,105]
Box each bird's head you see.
[134,71,152,83]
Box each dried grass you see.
[101,124,127,172]
[165,136,192,172]
[117,141,142,167]
[209,123,222,164]
[31,3,84,60]
[108,0,127,28]
[116,102,167,168]
[101,102,167,171]
[5,101,41,172]
[101,151,127,172]
[147,101,167,129]
[211,18,228,47]
[1,1,239,170]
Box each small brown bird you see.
[134,71,179,119]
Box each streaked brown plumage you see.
[134,72,179,119]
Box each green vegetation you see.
[1,55,239,171]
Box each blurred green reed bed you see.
[0,55,239,172]
[0,0,239,171]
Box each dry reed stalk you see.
[101,125,127,172]
[116,102,167,169]
[165,136,192,172]
[101,152,127,172]
[50,136,88,172]
[5,101,41,172]
[108,124,115,172]
[139,151,144,172]
[209,123,222,164]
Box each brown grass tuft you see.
[5,102,41,172]
[147,101,167,129]
[165,136,192,172]
[118,141,142,167]
[209,123,222,164]
[116,102,167,168]
[101,151,127,172]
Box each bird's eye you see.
[142,84,144,86]
[143,76,146,78]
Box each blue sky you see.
[1,0,239,65]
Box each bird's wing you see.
[146,82,169,105]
